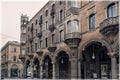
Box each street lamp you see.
[92,45,95,59]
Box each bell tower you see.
[19,14,29,62]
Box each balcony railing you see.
[50,8,56,16]
[21,24,26,27]
[100,16,119,36]
[64,32,81,48]
[47,43,57,52]
[66,7,79,16]
[29,37,33,43]
[49,24,55,32]
[37,31,42,38]
[36,48,43,56]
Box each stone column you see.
[109,52,117,79]
[70,47,79,79]
[111,55,117,79]
[52,62,55,79]
[78,59,81,78]
[70,58,78,78]
[40,64,43,79]
[30,64,34,78]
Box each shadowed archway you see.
[81,42,111,79]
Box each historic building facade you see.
[19,0,119,79]
[1,41,23,78]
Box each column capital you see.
[52,61,55,64]
[69,58,77,61]
[108,51,117,58]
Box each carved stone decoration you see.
[100,16,119,44]
[66,7,79,16]
[36,48,43,56]
[47,44,57,52]
[49,23,55,32]
[64,32,81,48]
[64,32,81,57]
[28,53,33,59]
[37,31,42,38]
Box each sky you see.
[0,0,49,49]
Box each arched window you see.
[73,20,79,32]
[67,21,71,33]
[39,15,42,25]
[60,10,63,21]
[107,3,116,18]
[45,21,48,30]
[73,0,78,7]
[89,14,95,30]
[51,16,55,24]
[67,1,71,8]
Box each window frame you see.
[107,3,116,18]
[67,20,71,33]
[89,14,95,30]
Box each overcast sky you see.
[1,0,49,49]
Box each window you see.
[46,21,48,30]
[107,3,116,18]
[36,29,37,36]
[67,1,71,8]
[21,35,25,43]
[59,0,62,5]
[39,15,42,25]
[52,34,54,44]
[14,48,16,52]
[67,21,71,33]
[40,41,42,48]
[89,14,95,30]
[45,10,48,16]
[45,38,48,47]
[13,56,16,61]
[28,47,29,53]
[22,49,25,55]
[89,0,93,2]
[35,43,37,51]
[36,19,38,25]
[60,30,64,42]
[60,10,63,21]
[73,0,78,7]
[31,45,33,52]
[51,16,55,24]
[73,20,79,32]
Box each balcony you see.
[50,8,55,16]
[100,16,119,36]
[47,44,57,52]
[21,41,26,45]
[49,24,55,32]
[64,32,81,48]
[29,37,33,43]
[36,48,43,56]
[21,24,26,27]
[37,31,42,38]
[66,7,79,16]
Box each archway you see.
[56,51,70,79]
[33,58,40,78]
[42,55,52,79]
[81,42,111,79]
[25,59,30,78]
[11,64,18,77]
